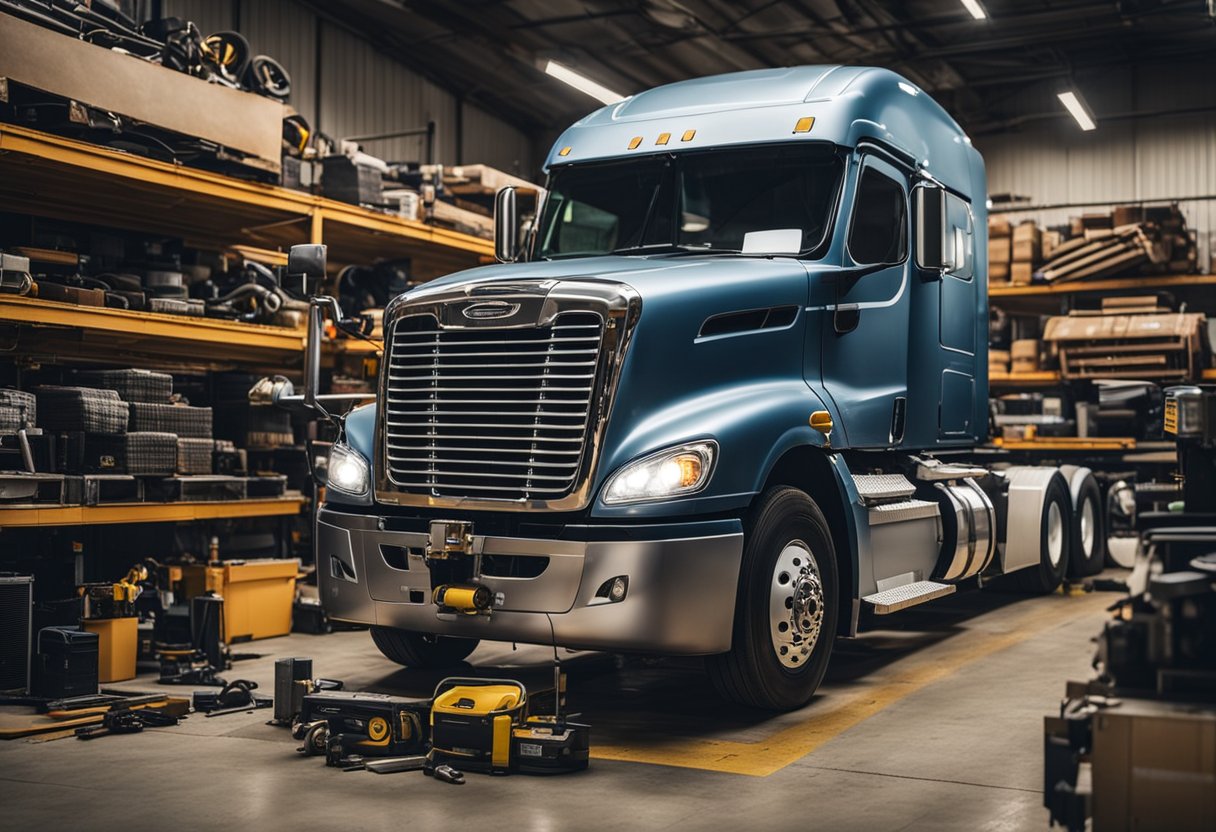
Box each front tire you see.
[707,487,839,711]
[370,627,479,668]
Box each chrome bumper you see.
[316,507,745,655]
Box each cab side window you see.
[848,167,907,265]
[944,192,974,280]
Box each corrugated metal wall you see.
[979,62,1216,271]
[160,0,535,173]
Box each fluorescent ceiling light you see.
[960,0,987,20]
[544,60,625,105]
[1057,90,1096,131]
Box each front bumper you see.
[316,507,745,655]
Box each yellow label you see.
[1164,398,1178,434]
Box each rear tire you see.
[1011,475,1072,593]
[1061,468,1105,578]
[370,627,479,668]
[707,487,839,711]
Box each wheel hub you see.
[769,541,824,670]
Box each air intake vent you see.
[699,305,798,338]
[382,312,605,501]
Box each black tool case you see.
[36,626,99,699]
[295,691,431,758]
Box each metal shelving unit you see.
[0,123,490,528]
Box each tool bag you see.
[129,403,212,438]
[0,389,36,434]
[83,432,178,475]
[429,677,527,774]
[176,438,214,475]
[74,369,173,403]
[35,386,129,434]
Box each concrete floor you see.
[0,581,1118,831]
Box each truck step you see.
[867,499,939,526]
[852,473,915,504]
[862,580,956,614]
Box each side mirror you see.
[288,244,327,295]
[494,186,520,263]
[914,185,950,274]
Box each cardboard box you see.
[1092,698,1216,832]
[1011,261,1034,285]
[989,236,1011,266]
[1010,339,1039,373]
[1042,230,1062,261]
[990,261,1010,283]
[988,216,1012,238]
[1012,222,1042,262]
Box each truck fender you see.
[757,436,871,636]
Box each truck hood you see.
[407,253,813,304]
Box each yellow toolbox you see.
[81,616,137,683]
[181,559,299,642]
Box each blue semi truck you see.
[296,66,1105,710]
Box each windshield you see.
[534,143,843,260]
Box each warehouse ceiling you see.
[308,0,1216,139]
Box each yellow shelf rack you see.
[0,123,493,279]
[0,496,306,528]
[990,274,1216,297]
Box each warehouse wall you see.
[159,0,536,173]
[978,62,1216,272]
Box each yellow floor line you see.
[592,592,1110,776]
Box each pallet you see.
[64,474,141,506]
[0,473,66,504]
[144,476,246,503]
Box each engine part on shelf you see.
[336,259,412,317]
[1091,381,1164,440]
[147,297,205,316]
[34,386,128,434]
[128,403,212,438]
[0,389,37,435]
[73,369,173,404]
[0,252,33,295]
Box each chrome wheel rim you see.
[769,540,824,670]
[1080,498,1095,558]
[1046,502,1065,567]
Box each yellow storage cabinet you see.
[81,616,138,683]
[182,559,299,642]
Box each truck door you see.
[934,192,978,439]
[819,154,910,448]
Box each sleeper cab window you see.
[847,166,908,265]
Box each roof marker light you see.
[558,146,572,157]
[656,132,671,145]
[628,136,643,149]
[1058,90,1096,131]
[681,129,696,142]
[960,0,987,20]
[793,117,815,133]
[543,60,625,105]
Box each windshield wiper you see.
[609,243,685,256]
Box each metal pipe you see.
[303,301,324,411]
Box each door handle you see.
[834,303,860,334]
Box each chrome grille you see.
[383,312,605,500]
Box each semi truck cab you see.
[308,65,1092,710]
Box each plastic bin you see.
[81,617,137,683]
[182,559,298,642]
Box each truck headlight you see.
[327,442,370,498]
[602,441,717,505]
